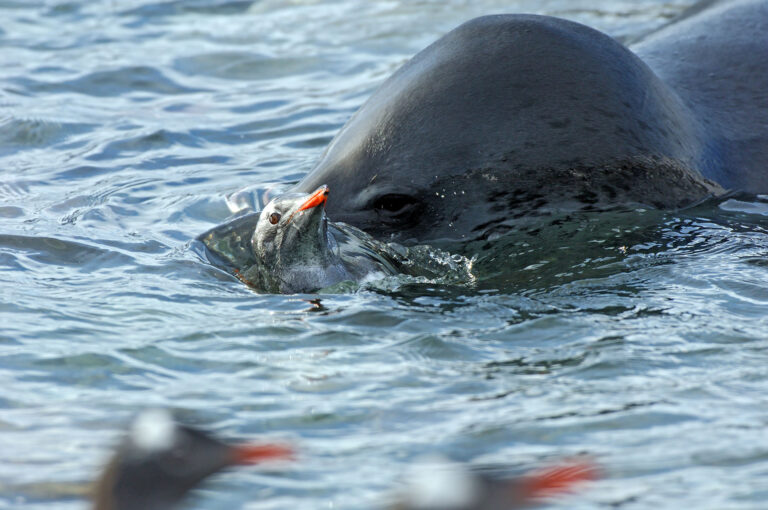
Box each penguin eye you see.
[268,212,281,225]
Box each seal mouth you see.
[297,185,329,212]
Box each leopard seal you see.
[294,0,768,243]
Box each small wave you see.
[11,66,201,97]
[0,234,136,272]
[85,129,204,162]
[0,117,95,152]
[718,195,768,217]
[174,52,325,81]
[120,0,256,19]
[319,244,476,294]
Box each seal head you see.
[296,14,725,243]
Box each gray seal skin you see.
[295,0,768,243]
[197,186,405,293]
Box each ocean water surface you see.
[3,1,768,509]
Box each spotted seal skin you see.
[295,1,767,243]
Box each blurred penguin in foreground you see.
[393,456,597,510]
[92,409,292,510]
[90,409,594,509]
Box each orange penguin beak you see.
[297,185,329,211]
[517,459,599,501]
[230,442,294,465]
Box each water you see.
[3,1,768,508]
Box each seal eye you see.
[372,194,418,216]
[268,212,281,225]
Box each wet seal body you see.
[295,0,768,243]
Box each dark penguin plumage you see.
[92,409,291,510]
